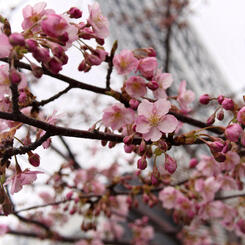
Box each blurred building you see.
[98,0,234,244]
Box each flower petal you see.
[158,115,178,133]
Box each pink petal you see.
[137,99,153,117]
[136,115,151,134]
[154,99,171,117]
[158,115,178,133]
[143,127,162,141]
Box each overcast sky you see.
[190,0,245,95]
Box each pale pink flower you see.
[225,123,243,142]
[102,103,135,130]
[137,57,158,79]
[41,14,68,37]
[194,177,221,203]
[196,156,221,177]
[125,76,146,98]
[199,201,225,220]
[177,80,195,113]
[74,169,87,187]
[113,50,138,75]
[153,72,173,99]
[136,99,178,141]
[159,186,179,209]
[4,169,43,195]
[22,2,53,31]
[0,34,12,58]
[217,175,238,190]
[88,2,109,39]
[221,151,240,171]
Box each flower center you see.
[149,114,160,127]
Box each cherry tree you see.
[0,1,244,245]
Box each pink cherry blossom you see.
[199,201,225,220]
[125,76,146,98]
[225,123,243,142]
[113,50,139,75]
[153,72,173,99]
[41,14,68,38]
[194,177,221,203]
[159,186,179,209]
[217,175,238,190]
[0,34,12,58]
[177,80,195,113]
[196,156,221,177]
[136,99,178,141]
[22,2,53,31]
[137,57,158,79]
[221,151,240,171]
[4,169,43,195]
[88,2,109,39]
[102,103,135,130]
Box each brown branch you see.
[32,85,73,107]
[216,193,245,201]
[106,40,117,89]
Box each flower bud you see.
[217,95,224,104]
[164,154,177,174]
[206,114,215,126]
[129,99,139,109]
[25,39,38,52]
[67,7,82,19]
[222,98,234,110]
[189,158,198,168]
[217,109,224,121]
[147,80,159,90]
[137,156,147,170]
[199,94,210,104]
[30,63,43,78]
[237,106,245,126]
[28,152,40,167]
[124,144,135,153]
[207,141,224,153]
[9,32,25,46]
[10,69,21,84]
[225,123,243,142]
[123,135,133,145]
[66,191,73,200]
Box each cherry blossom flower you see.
[196,156,221,177]
[136,99,178,141]
[102,103,135,130]
[22,2,53,31]
[159,186,179,209]
[137,57,158,79]
[113,50,138,75]
[177,80,195,113]
[153,72,173,99]
[125,76,146,98]
[225,123,243,142]
[88,2,109,39]
[4,169,43,195]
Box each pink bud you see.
[199,94,210,104]
[225,123,243,142]
[46,57,62,74]
[66,191,73,200]
[124,144,135,153]
[28,152,40,167]
[78,60,91,72]
[139,140,146,154]
[206,114,215,126]
[18,90,27,103]
[207,141,224,152]
[189,158,198,168]
[9,33,25,46]
[67,7,82,19]
[237,106,245,126]
[123,135,133,145]
[129,99,139,109]
[137,157,147,170]
[217,109,224,121]
[147,80,159,90]
[217,95,224,104]
[25,39,38,52]
[222,98,234,110]
[164,154,177,174]
[33,47,50,62]
[10,69,21,84]
[30,63,43,78]
[151,174,158,185]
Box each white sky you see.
[190,0,245,95]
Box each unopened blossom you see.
[225,123,243,142]
[113,50,138,75]
[136,99,178,141]
[4,169,43,195]
[177,80,195,113]
[125,76,146,98]
[237,106,245,125]
[199,94,210,104]
[164,154,177,174]
[102,103,135,130]
[137,57,158,79]
[88,2,109,39]
[222,98,234,110]
[153,72,173,99]
[67,7,82,19]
